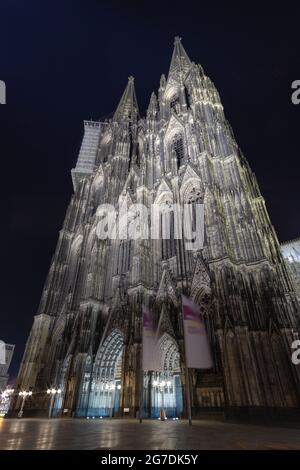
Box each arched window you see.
[117,240,132,274]
[170,95,181,114]
[183,184,204,262]
[172,134,185,168]
[65,235,83,298]
[184,85,192,107]
[98,132,112,164]
[160,201,176,260]
[187,187,203,233]
[86,330,124,417]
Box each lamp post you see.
[18,390,33,418]
[47,388,61,418]
[153,379,171,420]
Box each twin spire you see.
[168,36,191,81]
[113,37,192,122]
[113,75,139,123]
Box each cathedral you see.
[281,239,300,298]
[11,38,300,420]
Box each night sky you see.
[0,1,299,379]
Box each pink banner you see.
[182,295,213,369]
[142,307,160,371]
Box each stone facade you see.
[0,343,15,391]
[281,239,300,298]
[11,38,300,419]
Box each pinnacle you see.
[113,77,139,122]
[168,36,191,81]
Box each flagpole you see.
[139,322,144,423]
[182,296,192,426]
[185,365,192,425]
[139,364,143,423]
[182,234,193,426]
[179,206,193,426]
[139,309,143,423]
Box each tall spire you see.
[113,76,139,122]
[168,36,191,80]
[147,91,158,118]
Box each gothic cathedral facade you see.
[12,38,300,419]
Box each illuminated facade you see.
[282,239,300,298]
[0,343,15,391]
[11,38,300,419]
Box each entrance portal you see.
[143,333,183,418]
[83,329,123,418]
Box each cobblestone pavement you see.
[0,418,300,450]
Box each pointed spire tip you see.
[113,76,139,122]
[174,36,182,45]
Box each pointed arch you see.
[147,332,183,418]
[180,178,203,204]
[156,268,179,307]
[154,178,173,205]
[63,234,83,299]
[159,333,180,372]
[94,328,124,381]
[190,255,211,310]
[98,131,112,164]
[90,169,104,212]
[164,115,186,170]
[85,329,124,417]
[153,180,176,261]
[82,225,99,298]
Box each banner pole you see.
[182,294,193,426]
[185,365,192,426]
[139,307,144,423]
[139,364,143,423]
[178,213,193,425]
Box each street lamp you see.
[18,390,33,418]
[47,388,61,418]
